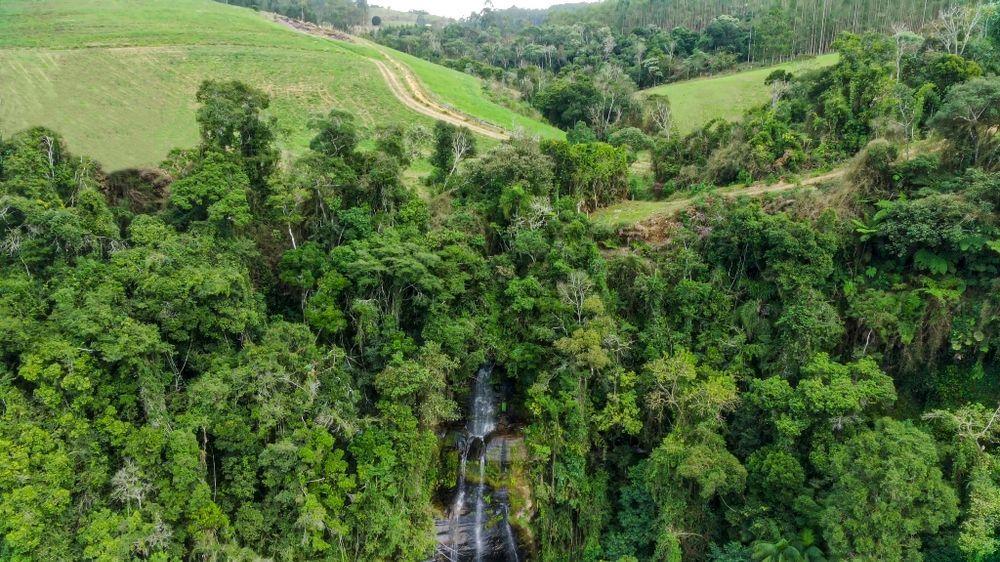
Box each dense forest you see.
[2,4,1000,562]
[550,0,970,48]
[373,0,995,121]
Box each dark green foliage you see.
[543,140,631,210]
[817,419,958,559]
[373,0,962,103]
[309,109,359,159]
[567,121,599,144]
[651,30,937,188]
[195,80,278,205]
[532,73,601,130]
[930,76,1000,170]
[2,16,999,561]
[168,151,252,232]
[765,69,794,85]
[430,121,476,185]
[608,127,652,152]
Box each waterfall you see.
[438,364,520,562]
[469,364,497,439]
[474,446,486,561]
[502,505,519,562]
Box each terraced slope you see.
[0,0,559,170]
[267,17,563,141]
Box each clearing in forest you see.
[639,54,839,133]
[592,168,846,230]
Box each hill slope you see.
[355,43,563,140]
[592,168,846,230]
[640,54,839,133]
[0,0,559,170]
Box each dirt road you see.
[366,48,508,139]
[598,168,847,245]
[622,168,845,220]
[267,13,508,139]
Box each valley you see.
[1,1,997,560]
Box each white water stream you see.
[441,365,519,562]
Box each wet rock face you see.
[434,365,523,562]
[484,436,525,466]
[434,493,521,561]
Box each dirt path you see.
[599,168,846,244]
[266,12,508,139]
[365,45,508,139]
[661,168,846,213]
[655,168,844,216]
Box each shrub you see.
[847,138,899,198]
[706,140,748,185]
[567,121,598,144]
[608,127,652,152]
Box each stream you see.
[434,365,522,562]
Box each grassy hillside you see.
[640,54,839,133]
[0,0,414,169]
[397,49,563,140]
[337,40,564,140]
[367,5,452,28]
[0,0,558,170]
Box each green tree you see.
[168,151,251,232]
[930,76,1000,169]
[430,121,476,185]
[309,108,359,159]
[195,80,278,203]
[532,73,601,130]
[817,419,958,559]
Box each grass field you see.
[366,6,452,28]
[0,0,556,170]
[382,49,565,140]
[591,198,692,228]
[334,40,563,140]
[640,54,839,133]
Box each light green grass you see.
[640,54,839,133]
[0,0,428,169]
[0,0,557,170]
[338,40,565,141]
[591,199,687,228]
[335,41,563,140]
[389,49,565,140]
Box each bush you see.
[567,121,598,144]
[706,140,748,185]
[651,136,685,184]
[608,127,652,152]
[847,138,899,198]
[892,153,941,191]
[532,74,600,130]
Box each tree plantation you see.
[1,1,1000,562]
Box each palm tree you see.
[752,530,826,562]
[752,539,803,562]
[796,530,826,562]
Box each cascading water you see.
[436,365,521,562]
